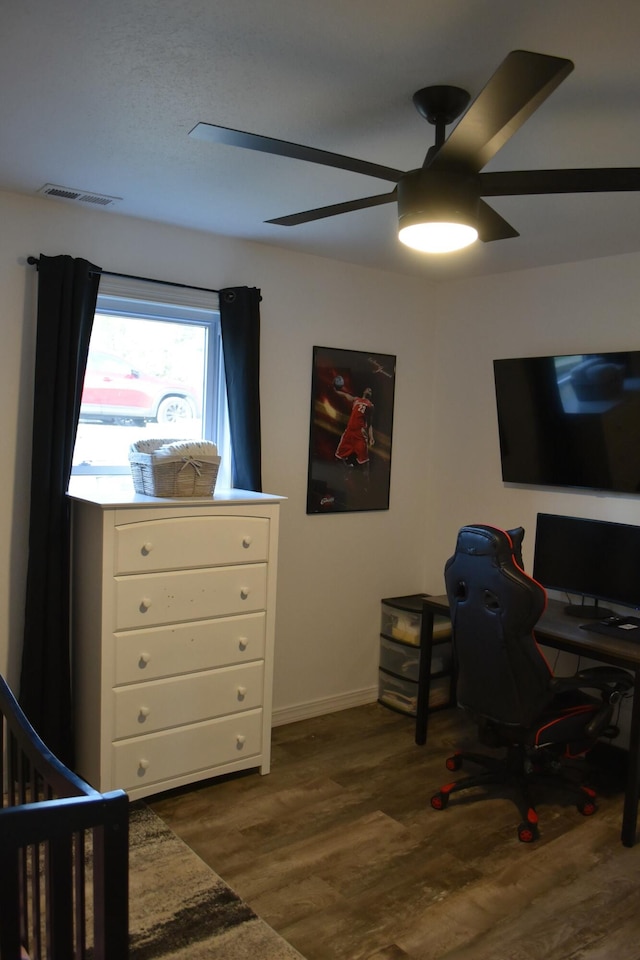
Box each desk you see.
[417,594,640,847]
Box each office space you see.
[3,0,640,820]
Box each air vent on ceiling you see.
[37,183,122,207]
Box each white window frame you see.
[71,275,231,489]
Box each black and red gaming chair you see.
[430,524,633,842]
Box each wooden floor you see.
[151,703,640,960]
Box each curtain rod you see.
[26,257,220,295]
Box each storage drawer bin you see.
[378,669,450,717]
[379,635,452,680]
[381,602,422,645]
[379,635,421,680]
[381,598,451,646]
[430,643,452,676]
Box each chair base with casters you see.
[431,666,632,842]
[431,742,600,843]
[434,523,634,843]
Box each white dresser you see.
[68,481,283,800]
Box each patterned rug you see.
[129,804,304,960]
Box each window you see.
[72,276,231,489]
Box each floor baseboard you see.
[272,685,378,727]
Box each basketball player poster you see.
[306,345,396,514]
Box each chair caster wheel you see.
[578,797,597,816]
[446,754,462,771]
[518,820,539,843]
[431,792,449,810]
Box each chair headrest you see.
[455,524,524,569]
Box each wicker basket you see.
[129,439,220,498]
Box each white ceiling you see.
[3,0,640,281]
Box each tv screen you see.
[493,351,640,494]
[533,512,640,613]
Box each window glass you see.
[72,282,231,490]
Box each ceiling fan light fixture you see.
[397,168,480,254]
[399,221,478,253]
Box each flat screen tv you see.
[533,512,640,618]
[493,350,640,494]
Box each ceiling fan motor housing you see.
[397,169,480,230]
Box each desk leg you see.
[622,668,640,847]
[415,605,434,746]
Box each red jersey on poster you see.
[336,395,374,465]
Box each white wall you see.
[0,190,437,719]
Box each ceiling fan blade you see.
[429,50,574,174]
[189,122,404,183]
[480,168,640,196]
[477,200,520,242]
[266,190,397,226]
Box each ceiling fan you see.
[189,50,640,253]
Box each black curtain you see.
[20,254,101,765]
[219,286,263,491]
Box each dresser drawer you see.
[112,708,263,792]
[114,612,266,685]
[113,661,264,738]
[114,563,267,629]
[114,515,269,574]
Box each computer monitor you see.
[532,513,640,619]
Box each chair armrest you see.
[549,667,633,740]
[576,666,634,690]
[551,666,634,696]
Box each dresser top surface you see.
[67,476,285,508]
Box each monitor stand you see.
[564,601,614,620]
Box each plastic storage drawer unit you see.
[378,593,453,719]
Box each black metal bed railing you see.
[0,674,129,960]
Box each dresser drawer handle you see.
[240,587,249,600]
[237,686,247,700]
[238,637,248,651]
[138,759,150,774]
[138,652,151,668]
[242,536,252,548]
[236,735,246,748]
[141,541,154,556]
[138,706,150,722]
[139,597,152,612]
